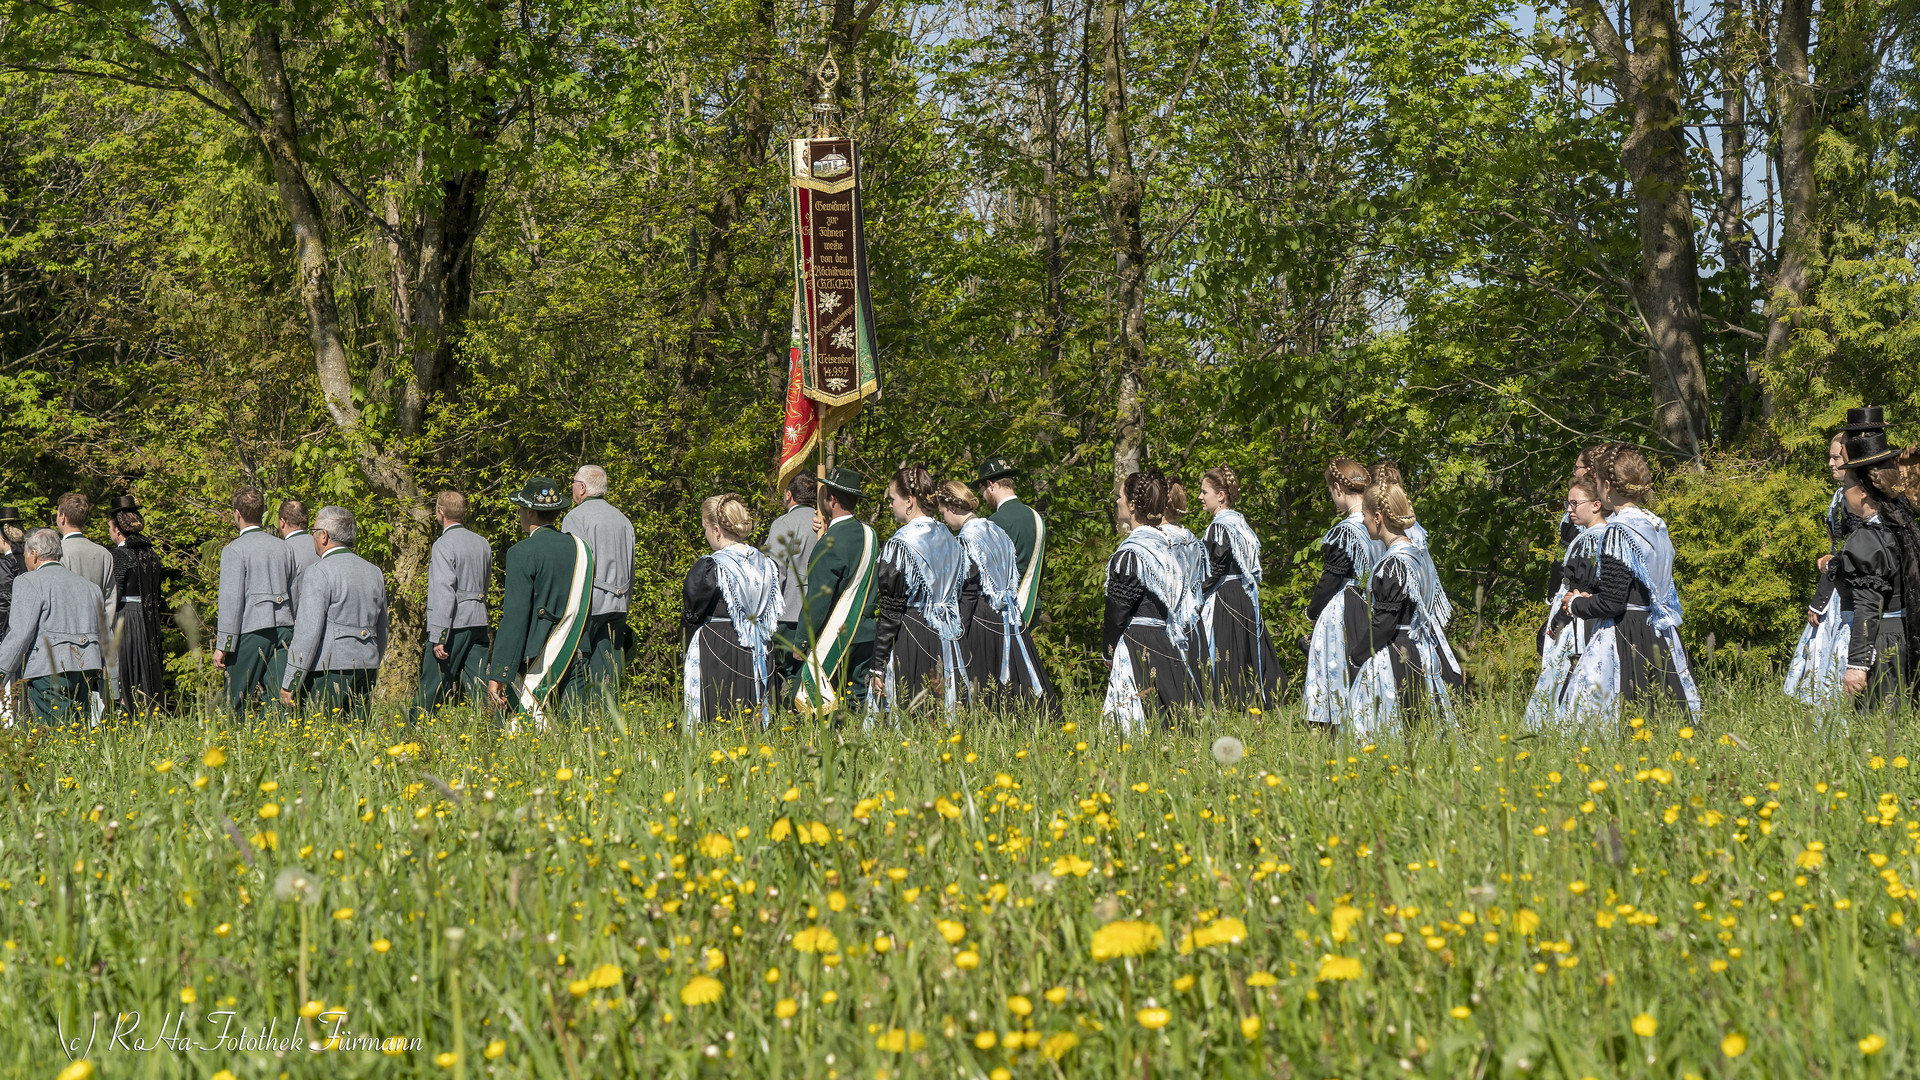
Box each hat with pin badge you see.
[819,467,866,500]
[509,476,568,512]
[974,457,1019,485]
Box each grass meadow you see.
[1,672,1916,1079]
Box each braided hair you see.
[1202,466,1239,507]
[1123,468,1169,526]
[890,465,938,516]
[1596,445,1654,512]
[1327,458,1369,495]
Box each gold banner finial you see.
[813,51,842,137]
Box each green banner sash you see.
[1016,512,1046,627]
[513,535,595,727]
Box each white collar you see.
[828,513,853,526]
[238,525,263,536]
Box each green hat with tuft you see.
[509,476,568,512]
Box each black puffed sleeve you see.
[1307,541,1354,623]
[1569,552,1632,621]
[1350,559,1410,671]
[868,561,910,674]
[1200,525,1237,598]
[958,564,984,633]
[681,558,724,647]
[1840,528,1897,669]
[1103,550,1144,658]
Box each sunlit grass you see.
[1,675,1915,1078]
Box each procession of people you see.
[3,418,1917,730]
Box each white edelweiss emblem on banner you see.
[830,326,855,350]
[817,291,842,314]
[826,377,850,390]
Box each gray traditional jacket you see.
[283,547,389,686]
[216,526,297,649]
[426,523,492,644]
[762,504,818,622]
[61,532,116,610]
[284,529,321,589]
[0,561,105,680]
[563,497,635,616]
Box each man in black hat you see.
[1835,429,1914,712]
[977,458,1046,627]
[488,477,595,725]
[793,467,879,714]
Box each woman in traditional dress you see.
[1539,447,1604,653]
[1836,434,1920,715]
[106,496,166,715]
[1783,424,1875,706]
[1556,446,1703,723]
[936,480,1053,710]
[1345,479,1462,731]
[868,466,969,720]
[1525,475,1607,727]
[1370,461,1463,685]
[1196,467,1282,708]
[1103,468,1203,731]
[681,494,783,728]
[1304,458,1381,730]
[1161,482,1211,693]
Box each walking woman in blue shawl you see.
[1196,466,1283,709]
[1303,458,1382,730]
[1103,468,1203,732]
[868,466,970,721]
[1161,482,1211,694]
[1526,474,1608,727]
[936,480,1054,710]
[1555,446,1702,723]
[681,494,783,728]
[1345,477,1462,732]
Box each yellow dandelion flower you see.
[775,998,798,1018]
[1722,1032,1748,1057]
[1450,1006,1472,1020]
[1860,1034,1886,1055]
[974,1031,997,1049]
[258,803,279,820]
[937,920,967,944]
[1091,920,1164,960]
[1240,1015,1262,1040]
[792,926,839,954]
[435,1051,457,1067]
[1194,916,1249,949]
[1045,986,1069,1004]
[1007,995,1033,1017]
[1632,1013,1657,1038]
[1246,971,1278,987]
[1315,954,1363,982]
[202,748,226,768]
[586,963,622,989]
[484,1039,506,1060]
[1512,909,1541,935]
[179,987,196,1004]
[372,939,392,954]
[58,1063,96,1080]
[1173,974,1196,992]
[553,767,573,782]
[697,833,733,859]
[680,975,723,1006]
[954,950,980,970]
[1329,905,1362,942]
[1041,1031,1080,1060]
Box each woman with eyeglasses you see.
[1526,474,1608,727]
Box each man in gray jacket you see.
[212,488,297,712]
[0,529,106,725]
[763,473,819,688]
[411,490,492,720]
[55,492,115,608]
[278,498,320,589]
[563,464,634,703]
[280,505,388,719]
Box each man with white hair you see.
[0,529,106,724]
[280,505,388,719]
[563,464,635,703]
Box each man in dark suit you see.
[793,467,878,716]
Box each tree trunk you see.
[1718,0,1755,442]
[1763,0,1814,379]
[1578,0,1713,461]
[1041,0,1065,382]
[1103,0,1147,520]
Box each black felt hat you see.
[508,476,568,512]
[974,457,1019,485]
[1842,406,1888,433]
[0,506,20,525]
[1845,430,1902,470]
[819,467,866,500]
[109,494,140,514]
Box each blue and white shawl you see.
[1347,541,1458,734]
[1526,522,1607,729]
[956,517,1044,693]
[1782,487,1856,710]
[1160,522,1210,653]
[1592,507,1702,717]
[1304,511,1384,728]
[877,516,969,720]
[1203,508,1267,685]
[682,543,784,730]
[1102,524,1190,733]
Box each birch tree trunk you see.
[1103,0,1148,518]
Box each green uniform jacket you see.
[488,525,580,682]
[803,516,878,646]
[989,496,1045,621]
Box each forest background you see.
[0,0,1916,702]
